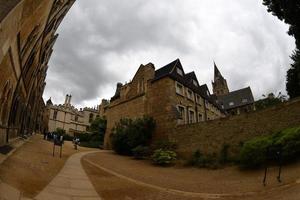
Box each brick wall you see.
[169,99,300,159]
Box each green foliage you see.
[153,139,177,151]
[77,133,90,142]
[239,126,300,168]
[262,0,300,98]
[219,144,230,164]
[286,50,300,98]
[55,128,66,136]
[111,116,156,155]
[255,92,286,111]
[239,136,272,168]
[63,134,74,141]
[132,145,151,159]
[189,150,216,168]
[151,149,177,165]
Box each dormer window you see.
[242,98,248,103]
[193,80,198,86]
[176,67,183,76]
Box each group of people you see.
[43,131,80,150]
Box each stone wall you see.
[169,98,300,159]
[0,0,75,146]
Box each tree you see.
[89,117,107,142]
[263,0,300,98]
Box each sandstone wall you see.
[169,98,300,159]
[104,94,148,148]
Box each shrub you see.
[218,144,230,164]
[111,116,155,155]
[239,136,272,168]
[151,149,177,165]
[63,134,73,141]
[76,133,91,142]
[132,145,151,159]
[189,150,214,168]
[239,126,300,168]
[274,127,300,162]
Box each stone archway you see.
[0,0,76,145]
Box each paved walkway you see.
[35,152,101,200]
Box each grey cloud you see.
[43,0,295,107]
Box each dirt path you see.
[82,151,300,200]
[0,134,94,198]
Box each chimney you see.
[64,94,69,106]
[68,95,72,105]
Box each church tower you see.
[212,62,229,96]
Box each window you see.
[177,106,185,120]
[176,83,184,95]
[89,113,94,123]
[229,102,235,106]
[187,89,193,100]
[53,110,58,120]
[198,113,203,122]
[196,95,201,104]
[75,115,78,122]
[189,110,195,124]
[193,80,198,86]
[176,67,183,76]
[242,98,248,103]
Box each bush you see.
[76,133,91,142]
[63,134,74,141]
[111,116,155,155]
[239,136,272,168]
[189,150,215,168]
[132,146,151,159]
[239,126,300,168]
[151,149,177,165]
[153,139,177,151]
[218,144,230,164]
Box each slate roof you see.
[216,87,254,110]
[153,59,224,112]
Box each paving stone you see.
[35,152,101,200]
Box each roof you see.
[217,87,254,110]
[153,59,225,112]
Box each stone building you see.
[47,95,100,136]
[104,59,226,148]
[0,0,75,146]
[212,63,256,115]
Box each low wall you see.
[170,99,300,159]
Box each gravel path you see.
[82,151,300,200]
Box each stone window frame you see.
[197,112,203,122]
[187,89,194,101]
[53,110,58,120]
[177,105,186,121]
[175,82,184,96]
[196,94,202,105]
[188,108,196,124]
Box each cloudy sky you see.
[43,0,295,108]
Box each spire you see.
[214,61,223,82]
